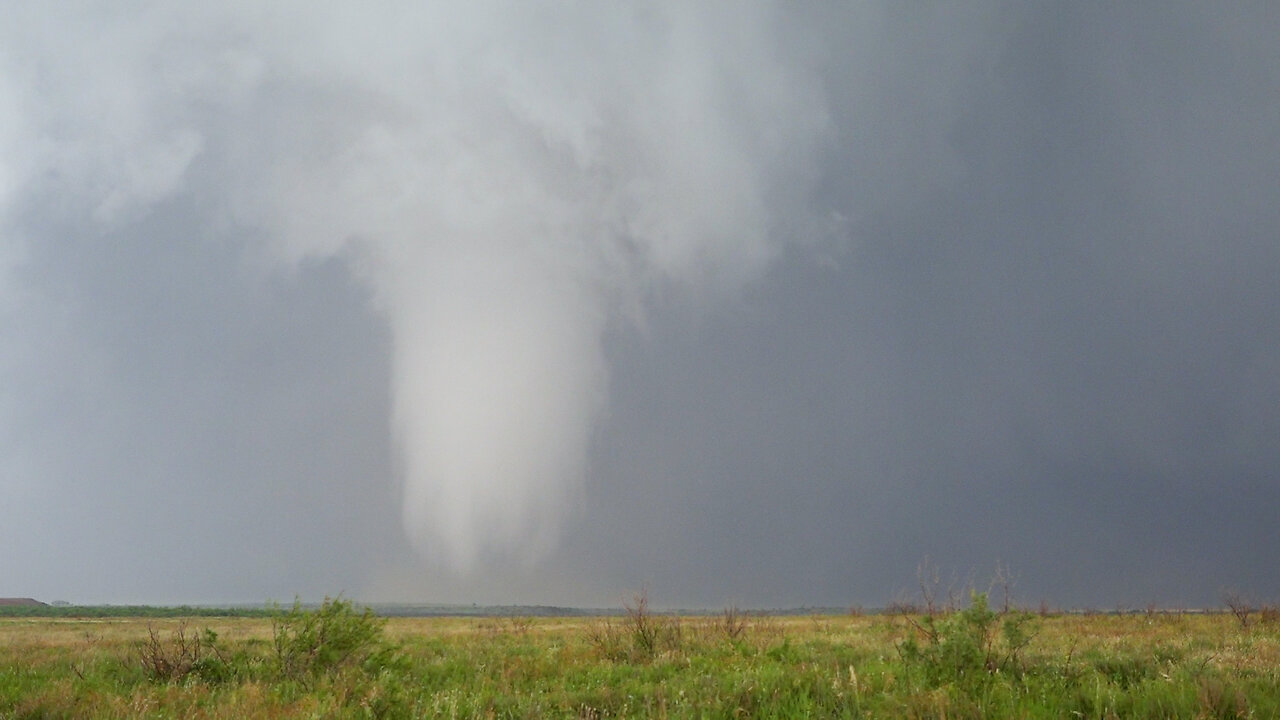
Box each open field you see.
[1,600,1278,718]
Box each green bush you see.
[271,597,401,684]
[269,597,414,717]
[897,592,1036,689]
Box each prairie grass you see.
[1,607,1277,718]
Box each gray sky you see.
[2,3,1277,609]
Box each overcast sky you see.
[2,3,1277,609]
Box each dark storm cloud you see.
[1,3,1277,608]
[557,3,1280,609]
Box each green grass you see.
[0,603,1277,718]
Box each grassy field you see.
[1,598,1277,718]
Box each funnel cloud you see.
[240,3,836,566]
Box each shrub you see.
[719,605,748,641]
[897,592,1036,688]
[625,589,684,659]
[1260,604,1280,625]
[624,590,663,656]
[587,589,682,662]
[271,597,400,685]
[584,619,629,662]
[268,597,413,717]
[136,623,230,683]
[1223,591,1253,629]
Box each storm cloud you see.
[1,3,1277,609]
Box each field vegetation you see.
[1,594,1278,718]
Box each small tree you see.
[1223,591,1253,629]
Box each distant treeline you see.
[0,604,594,619]
[0,603,599,619]
[0,605,276,618]
[0,603,858,619]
